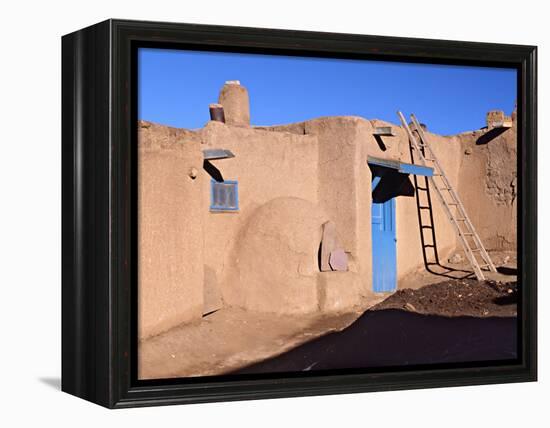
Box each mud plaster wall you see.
[137,109,516,336]
[456,120,517,251]
[260,117,377,295]
[235,197,329,313]
[138,122,205,340]
[258,117,462,285]
[356,120,462,279]
[395,130,462,277]
[198,121,319,308]
[304,117,373,294]
[311,116,408,294]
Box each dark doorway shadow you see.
[38,377,61,390]
[476,127,508,145]
[371,167,415,203]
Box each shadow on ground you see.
[425,262,475,279]
[497,266,518,276]
[38,377,61,390]
[233,309,517,375]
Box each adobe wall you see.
[253,110,517,290]
[259,117,372,296]
[305,117,373,294]
[136,84,517,337]
[388,111,517,278]
[260,116,463,287]
[455,117,517,251]
[394,127,462,279]
[137,121,205,340]
[234,197,329,313]
[198,121,320,308]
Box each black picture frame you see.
[61,19,537,408]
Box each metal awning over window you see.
[203,149,235,160]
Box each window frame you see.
[209,179,239,212]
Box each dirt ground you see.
[138,304,378,380]
[139,250,517,380]
[371,279,517,317]
[375,250,518,318]
[398,250,517,289]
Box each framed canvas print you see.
[61,19,537,408]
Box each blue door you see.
[371,176,397,292]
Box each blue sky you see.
[138,48,517,136]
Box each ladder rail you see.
[411,116,475,225]
[410,114,497,273]
[397,112,491,280]
[407,117,470,224]
[400,115,484,280]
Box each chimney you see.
[486,110,512,129]
[218,80,250,126]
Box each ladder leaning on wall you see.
[397,111,497,281]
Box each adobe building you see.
[138,81,517,340]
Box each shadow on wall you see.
[408,135,475,280]
[374,135,387,151]
[476,127,509,145]
[203,160,224,182]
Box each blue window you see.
[210,180,239,211]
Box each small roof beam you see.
[203,149,235,160]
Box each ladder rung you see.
[456,218,467,221]
[462,232,474,236]
[417,186,428,191]
[421,225,433,229]
[419,206,431,209]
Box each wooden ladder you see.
[397,111,497,281]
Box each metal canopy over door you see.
[371,176,397,292]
